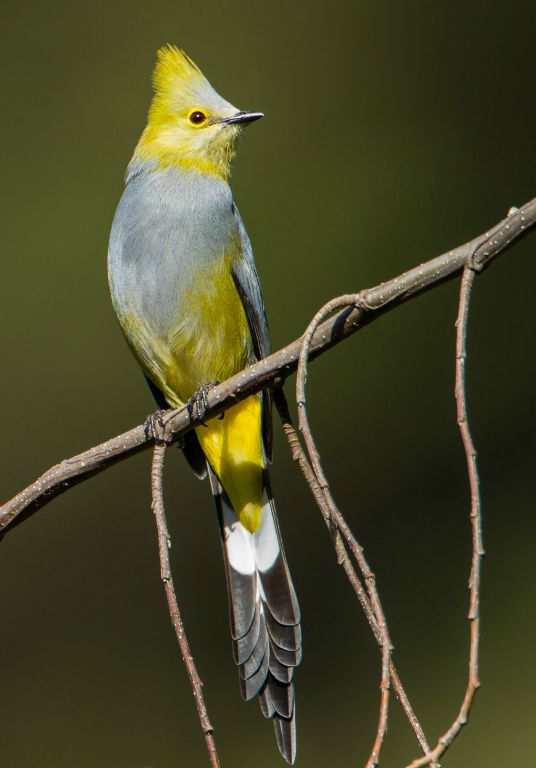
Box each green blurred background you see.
[0,1,534,766]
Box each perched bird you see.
[108,46,301,763]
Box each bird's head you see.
[134,46,263,180]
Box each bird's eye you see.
[188,109,208,127]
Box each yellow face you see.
[134,46,262,179]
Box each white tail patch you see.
[221,487,279,576]
[220,495,256,576]
[254,490,280,573]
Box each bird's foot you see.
[187,381,221,426]
[144,409,176,446]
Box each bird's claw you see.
[187,381,221,426]
[144,409,175,446]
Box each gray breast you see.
[108,163,236,336]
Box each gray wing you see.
[231,205,273,460]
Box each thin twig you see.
[0,198,534,535]
[404,266,484,768]
[296,304,393,768]
[151,445,220,768]
[274,390,434,762]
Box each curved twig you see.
[295,301,393,768]
[404,266,484,767]
[274,389,434,762]
[151,445,220,768]
[0,198,534,535]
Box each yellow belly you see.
[121,254,264,532]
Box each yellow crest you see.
[152,45,203,95]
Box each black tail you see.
[208,467,301,764]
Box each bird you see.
[107,46,301,764]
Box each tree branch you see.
[1,198,533,536]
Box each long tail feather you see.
[209,467,301,764]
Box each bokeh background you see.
[0,2,534,766]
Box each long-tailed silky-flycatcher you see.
[107,46,301,764]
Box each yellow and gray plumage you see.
[107,46,301,763]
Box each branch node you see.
[334,530,347,564]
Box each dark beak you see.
[221,110,264,125]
